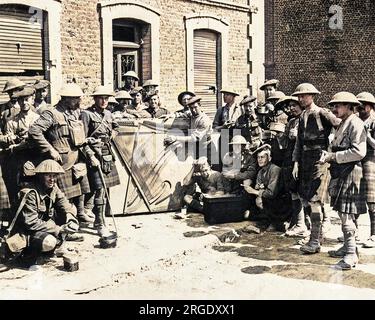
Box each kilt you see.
[298,149,330,203]
[362,154,375,203]
[57,167,90,200]
[329,163,367,215]
[88,165,121,191]
[280,165,298,194]
[0,174,10,210]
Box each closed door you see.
[193,29,220,118]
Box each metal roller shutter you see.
[0,4,44,103]
[193,30,218,119]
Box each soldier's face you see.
[64,97,81,110]
[257,152,270,167]
[125,77,136,88]
[189,102,201,116]
[200,164,211,179]
[20,95,34,111]
[244,103,254,115]
[264,86,276,99]
[298,94,314,108]
[134,92,143,104]
[223,93,235,105]
[95,96,109,110]
[40,173,57,189]
[36,88,48,101]
[233,144,242,154]
[150,95,159,108]
[290,102,302,116]
[181,94,193,107]
[356,104,372,119]
[333,103,352,119]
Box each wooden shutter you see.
[193,30,218,119]
[0,4,44,103]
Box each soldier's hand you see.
[90,156,100,168]
[292,162,299,180]
[50,148,62,163]
[164,135,177,146]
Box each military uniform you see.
[183,169,225,212]
[35,100,51,115]
[144,106,169,118]
[234,113,262,146]
[329,114,367,215]
[213,103,242,129]
[222,150,258,193]
[254,162,292,230]
[362,110,375,204]
[29,104,90,200]
[292,104,340,202]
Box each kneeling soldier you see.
[0,160,79,269]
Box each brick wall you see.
[60,0,102,107]
[57,0,250,110]
[269,0,375,105]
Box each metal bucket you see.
[99,231,118,249]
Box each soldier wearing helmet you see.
[33,80,51,115]
[356,92,375,249]
[291,83,341,255]
[0,78,26,133]
[243,144,292,231]
[260,79,279,101]
[222,135,259,194]
[276,96,308,237]
[0,160,79,270]
[81,86,121,238]
[29,83,93,235]
[122,71,139,93]
[320,92,367,270]
[1,87,40,204]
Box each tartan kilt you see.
[298,149,330,203]
[88,165,121,191]
[329,163,367,215]
[57,168,88,200]
[362,154,375,203]
[0,175,10,210]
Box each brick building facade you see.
[0,0,266,116]
[265,0,375,105]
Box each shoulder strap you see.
[7,189,38,235]
[88,110,111,138]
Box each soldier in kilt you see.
[356,92,375,249]
[29,83,93,233]
[291,83,341,254]
[81,86,121,238]
[321,92,367,270]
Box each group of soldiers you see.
[0,71,374,272]
[165,79,375,271]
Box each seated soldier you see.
[144,93,169,118]
[0,160,79,270]
[222,135,258,194]
[244,144,292,232]
[182,157,225,213]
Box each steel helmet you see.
[267,91,286,101]
[292,83,321,96]
[115,90,132,100]
[356,92,375,105]
[123,71,139,81]
[34,160,65,174]
[91,85,114,97]
[229,135,248,145]
[275,96,299,109]
[143,79,159,87]
[328,92,361,106]
[59,83,84,97]
[3,78,25,93]
[260,79,279,91]
[34,79,50,91]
